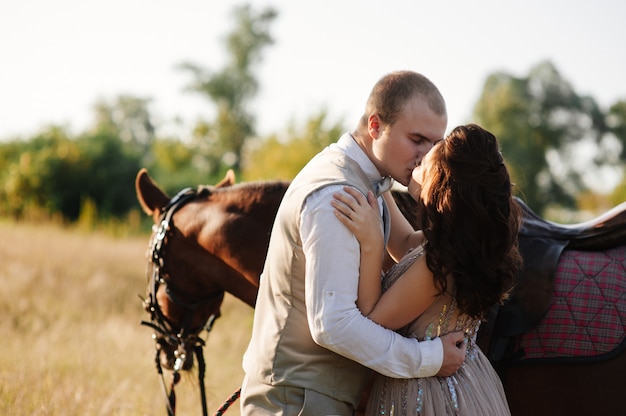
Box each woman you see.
[332,124,522,415]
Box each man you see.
[241,71,466,415]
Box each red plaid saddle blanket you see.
[515,245,626,361]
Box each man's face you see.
[372,96,447,186]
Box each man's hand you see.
[436,331,466,377]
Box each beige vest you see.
[244,146,384,406]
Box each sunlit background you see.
[2,2,626,414]
[2,0,624,141]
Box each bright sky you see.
[1,0,625,142]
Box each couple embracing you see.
[241,70,522,415]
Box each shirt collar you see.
[334,132,394,195]
[335,132,382,182]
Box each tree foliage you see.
[92,95,155,155]
[0,4,281,224]
[474,61,612,214]
[4,8,626,230]
[606,100,626,204]
[0,125,141,221]
[607,100,626,161]
[179,4,277,175]
[242,110,345,181]
[0,126,75,219]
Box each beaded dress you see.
[364,245,511,416]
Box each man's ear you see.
[368,114,381,139]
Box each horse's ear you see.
[135,168,170,221]
[215,169,236,188]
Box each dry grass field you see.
[0,220,253,416]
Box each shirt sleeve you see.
[301,185,444,378]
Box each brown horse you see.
[136,168,287,371]
[136,168,288,415]
[136,168,626,416]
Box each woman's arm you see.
[383,191,424,262]
[332,187,437,329]
[367,255,439,330]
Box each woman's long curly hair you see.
[417,124,523,320]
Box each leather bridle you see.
[140,187,223,416]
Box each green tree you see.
[88,94,210,199]
[179,4,277,175]
[242,110,345,181]
[607,100,626,205]
[607,100,626,160]
[474,61,608,214]
[72,130,142,220]
[91,95,156,162]
[0,126,76,219]
[144,137,205,195]
[0,124,142,222]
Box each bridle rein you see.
[140,187,224,416]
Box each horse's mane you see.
[191,182,419,218]
[195,180,290,207]
[189,182,421,226]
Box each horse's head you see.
[135,168,288,373]
[136,168,236,371]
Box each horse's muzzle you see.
[156,337,195,371]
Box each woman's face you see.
[407,141,439,202]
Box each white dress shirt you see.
[299,132,443,378]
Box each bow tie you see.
[375,176,394,196]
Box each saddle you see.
[518,197,626,250]
[481,197,626,368]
